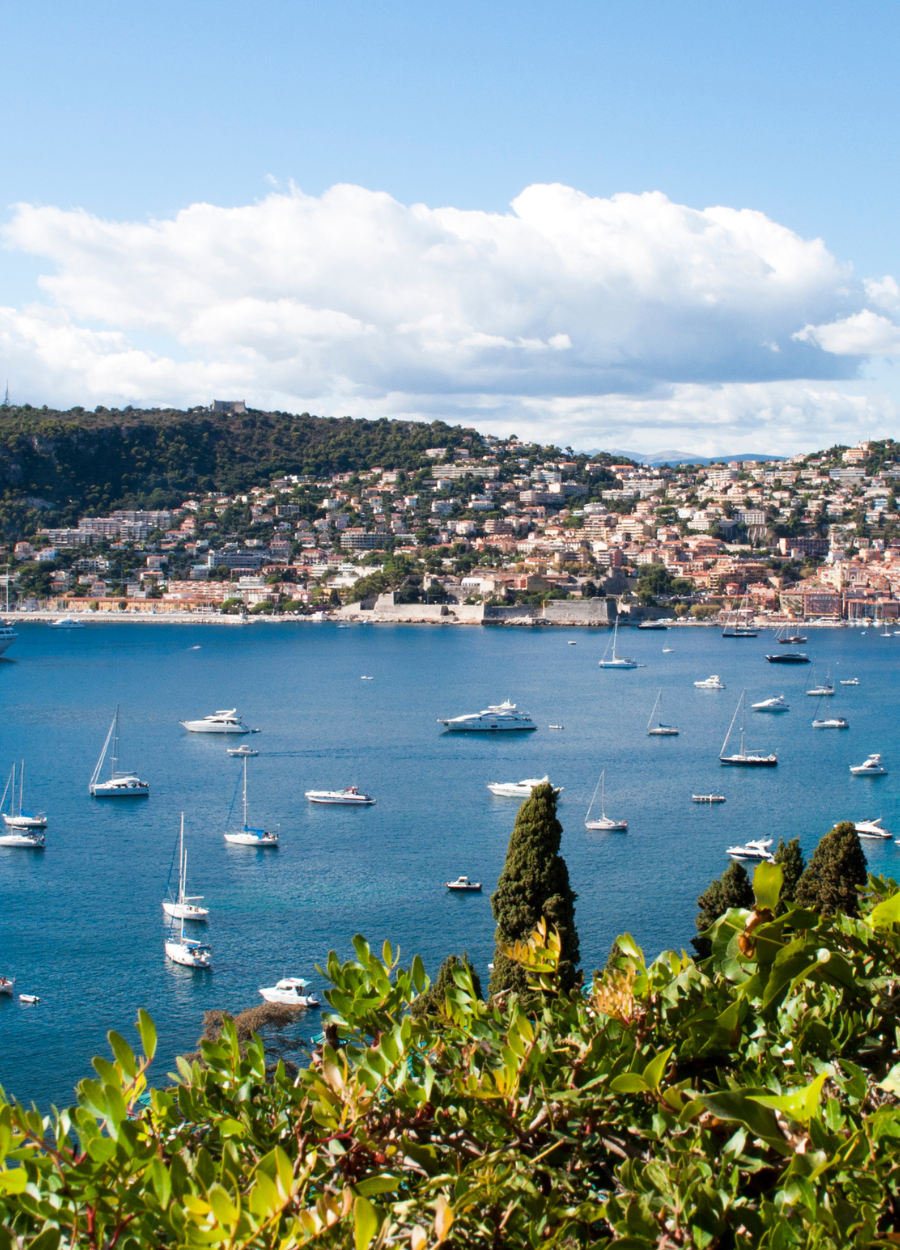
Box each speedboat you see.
[305,787,376,805]
[0,621,17,657]
[692,794,726,803]
[856,817,891,840]
[223,755,278,845]
[446,876,482,891]
[727,838,774,863]
[0,829,44,848]
[89,706,149,797]
[180,709,252,734]
[584,770,627,831]
[1,761,47,828]
[227,744,258,757]
[840,679,860,686]
[0,976,14,995]
[162,816,209,921]
[49,616,84,628]
[751,695,789,713]
[438,701,537,731]
[165,919,211,968]
[766,653,810,664]
[851,754,887,776]
[812,716,848,729]
[258,978,320,1006]
[487,775,561,797]
[694,675,725,690]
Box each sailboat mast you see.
[243,757,248,828]
[110,704,120,777]
[601,770,606,819]
[739,690,746,753]
[720,696,742,757]
[179,814,185,903]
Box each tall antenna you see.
[3,382,8,406]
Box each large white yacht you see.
[49,616,84,629]
[694,675,725,690]
[856,817,891,840]
[726,838,774,863]
[487,775,560,798]
[751,695,789,713]
[181,709,252,734]
[305,787,376,805]
[0,621,17,657]
[258,977,320,1006]
[850,753,887,776]
[438,701,537,732]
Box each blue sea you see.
[1,619,898,1107]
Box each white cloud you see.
[1,181,899,452]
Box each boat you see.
[549,724,564,730]
[18,994,40,1004]
[598,619,639,669]
[695,675,725,690]
[0,976,14,995]
[638,621,668,630]
[0,621,17,657]
[766,652,810,664]
[180,709,252,734]
[0,828,44,848]
[584,770,627,831]
[226,744,258,757]
[692,794,726,803]
[775,622,807,644]
[438,700,537,731]
[360,676,373,680]
[726,838,775,864]
[751,695,789,713]
[162,815,209,921]
[487,775,561,797]
[812,715,848,729]
[719,692,777,766]
[223,756,278,845]
[662,647,674,653]
[722,592,758,637]
[856,817,891,840]
[567,640,577,645]
[647,690,679,736]
[1,762,47,828]
[164,916,212,968]
[850,753,887,776]
[806,669,835,696]
[446,876,482,891]
[305,786,376,805]
[840,679,860,686]
[49,616,84,628]
[89,706,149,797]
[258,977,320,1006]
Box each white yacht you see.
[487,775,561,798]
[598,619,638,669]
[181,709,252,734]
[647,689,678,735]
[446,876,482,891]
[719,692,777,766]
[585,770,627,831]
[856,817,891,840]
[850,753,887,776]
[726,838,774,863]
[840,678,860,686]
[1,762,47,829]
[162,815,209,921]
[692,793,726,803]
[438,700,537,732]
[0,621,17,658]
[0,829,44,848]
[305,786,376,805]
[258,977,320,1007]
[227,744,258,757]
[165,917,211,968]
[223,756,278,845]
[751,695,789,713]
[89,706,149,797]
[694,675,725,690]
[49,616,84,629]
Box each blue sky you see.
[2,0,900,454]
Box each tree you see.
[794,821,868,916]
[410,952,482,1018]
[773,837,805,906]
[489,783,579,997]
[692,859,753,958]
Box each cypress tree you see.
[489,783,579,998]
[794,821,868,917]
[773,837,805,906]
[410,953,482,1018]
[691,860,753,958]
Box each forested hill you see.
[0,405,486,527]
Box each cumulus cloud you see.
[1,181,899,451]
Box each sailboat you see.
[1,762,47,828]
[223,756,278,845]
[89,706,150,797]
[598,618,638,669]
[806,668,835,696]
[163,815,209,920]
[164,915,212,968]
[647,690,679,736]
[584,770,628,831]
[811,697,848,729]
[719,691,777,766]
[722,591,758,637]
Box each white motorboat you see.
[0,621,17,658]
[567,640,577,645]
[638,621,667,630]
[599,619,639,669]
[227,744,258,757]
[694,675,725,690]
[806,669,835,697]
[719,691,777,766]
[840,679,860,686]
[0,976,14,995]
[647,690,679,736]
[692,794,726,803]
[1,762,47,828]
[662,647,674,653]
[162,815,209,921]
[850,753,887,776]
[89,706,149,797]
[223,755,278,845]
[585,770,627,831]
[19,994,39,1004]
[856,817,891,840]
[165,916,212,968]
[305,786,376,805]
[487,775,561,798]
[49,616,84,628]
[751,695,789,713]
[438,700,537,731]
[726,838,774,863]
[181,709,252,734]
[258,977,320,1006]
[446,876,482,891]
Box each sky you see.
[2,0,900,456]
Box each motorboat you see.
[258,977,320,1007]
[162,815,209,921]
[840,679,860,686]
[647,689,679,735]
[438,700,537,731]
[49,616,84,628]
[487,775,561,798]
[806,669,835,696]
[0,976,14,995]
[856,817,891,840]
[567,640,577,645]
[549,724,564,730]
[850,754,887,776]
[223,755,278,845]
[19,994,39,1004]
[694,675,725,690]
[692,794,726,803]
[1,762,47,828]
[446,876,482,891]
[585,770,627,831]
[638,621,667,630]
[0,829,44,848]
[165,917,211,968]
[360,676,374,680]
[662,647,674,653]
[180,709,252,734]
[305,787,376,805]
[726,838,774,864]
[751,695,789,713]
[89,706,149,797]
[719,691,777,766]
[227,744,258,757]
[599,619,639,669]
[0,621,17,657]
[766,653,810,664]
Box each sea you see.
[1,619,898,1108]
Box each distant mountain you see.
[584,448,784,467]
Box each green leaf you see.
[641,1045,674,1092]
[27,1232,60,1250]
[610,1073,650,1094]
[136,1009,157,1062]
[750,1072,828,1124]
[150,1158,171,1206]
[870,891,900,927]
[354,1195,381,1250]
[696,1089,787,1148]
[411,954,426,994]
[614,933,645,965]
[355,1175,401,1195]
[382,939,394,967]
[107,1030,137,1078]
[753,861,783,913]
[352,935,372,967]
[0,1168,27,1195]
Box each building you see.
[211,400,247,414]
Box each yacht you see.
[647,690,679,735]
[0,621,17,658]
[438,700,537,731]
[638,621,667,630]
[766,652,810,664]
[598,619,639,669]
[856,817,891,840]
[226,744,258,757]
[694,675,725,690]
[806,670,835,697]
[719,691,777,766]
[165,917,211,968]
[1,762,47,828]
[223,755,278,845]
[840,678,860,686]
[89,706,149,797]
[258,977,320,1007]
[692,794,726,803]
[487,775,560,797]
[0,829,44,848]
[0,976,14,996]
[726,838,774,863]
[49,616,84,629]
[162,815,209,921]
[850,754,887,776]
[751,695,789,713]
[180,709,252,734]
[446,876,482,891]
[585,770,627,831]
[305,786,376,805]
